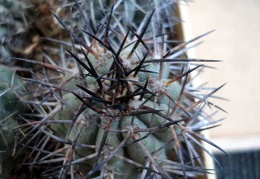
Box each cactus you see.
[0,0,227,178]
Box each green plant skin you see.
[157,80,182,108]
[51,93,82,137]
[120,116,167,165]
[95,119,135,178]
[69,112,99,157]
[0,65,20,116]
[137,100,175,141]
[0,65,27,178]
[52,93,99,156]
[138,63,171,83]
[0,65,25,136]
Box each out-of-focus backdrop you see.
[178,1,260,178]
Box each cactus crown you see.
[0,1,226,178]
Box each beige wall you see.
[180,1,260,151]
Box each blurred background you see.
[178,1,260,178]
